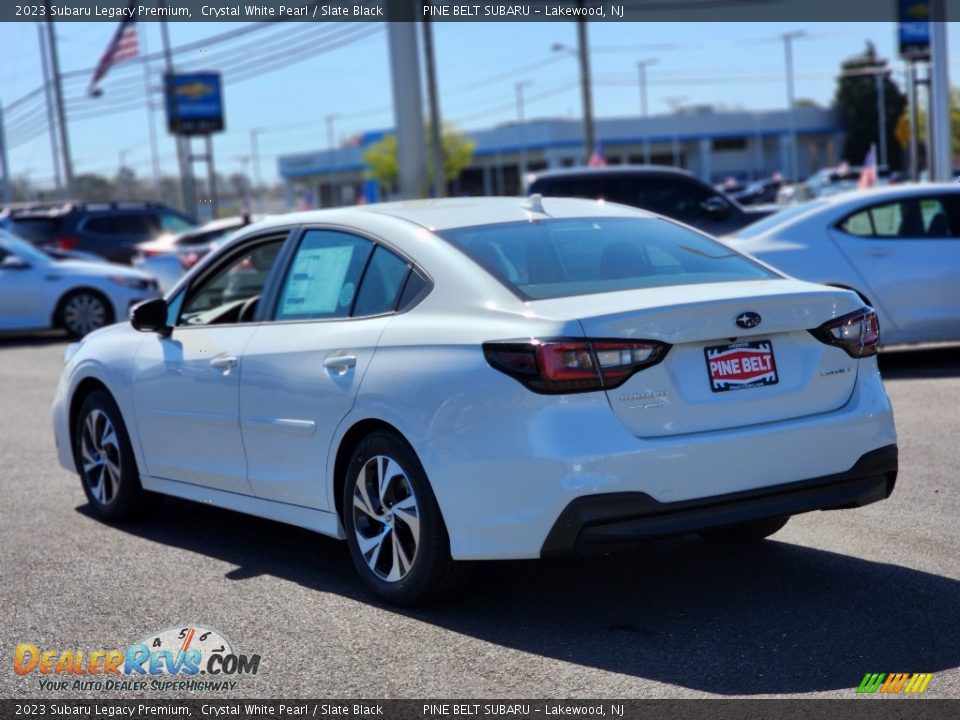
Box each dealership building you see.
[277,106,845,207]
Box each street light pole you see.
[249,128,264,212]
[576,18,595,163]
[875,71,888,169]
[515,80,532,193]
[325,113,341,207]
[44,10,74,198]
[421,18,446,198]
[636,58,658,164]
[782,30,805,184]
[928,0,952,181]
[36,22,62,196]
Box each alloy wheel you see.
[79,408,122,505]
[352,455,421,582]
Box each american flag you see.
[88,18,139,96]
[858,143,877,190]
[588,144,607,168]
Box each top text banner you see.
[3,0,957,23]
[0,0,960,23]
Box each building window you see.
[713,137,747,152]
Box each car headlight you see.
[110,275,158,292]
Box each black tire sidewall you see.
[74,390,144,521]
[342,431,452,605]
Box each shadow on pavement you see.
[879,344,960,380]
[78,497,960,695]
[0,330,68,348]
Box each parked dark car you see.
[527,166,776,235]
[0,202,197,264]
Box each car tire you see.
[74,390,149,522]
[342,431,470,605]
[58,290,113,338]
[698,516,790,544]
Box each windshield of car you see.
[438,217,777,300]
[0,230,52,265]
[732,200,829,239]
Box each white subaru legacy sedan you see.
[52,198,898,604]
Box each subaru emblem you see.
[735,311,762,329]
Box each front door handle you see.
[323,354,357,374]
[210,354,238,371]
[863,248,892,257]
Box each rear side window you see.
[83,214,156,235]
[438,217,776,300]
[275,230,373,320]
[840,197,954,238]
[352,245,410,317]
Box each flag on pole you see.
[588,144,607,168]
[858,144,877,189]
[88,13,139,96]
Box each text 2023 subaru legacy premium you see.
[52,198,897,604]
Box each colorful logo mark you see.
[857,673,933,695]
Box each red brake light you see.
[484,338,669,394]
[53,236,79,251]
[810,308,880,358]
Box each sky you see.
[1,20,959,187]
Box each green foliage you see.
[832,42,907,170]
[897,87,960,157]
[363,125,475,195]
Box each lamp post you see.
[515,80,533,193]
[782,30,806,184]
[249,127,264,212]
[636,58,658,164]
[325,113,341,207]
[552,33,595,164]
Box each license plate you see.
[705,340,779,393]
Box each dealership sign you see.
[165,72,225,136]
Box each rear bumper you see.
[541,444,897,557]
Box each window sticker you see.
[281,245,354,316]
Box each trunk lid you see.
[530,279,864,437]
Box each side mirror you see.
[1,255,30,270]
[130,297,171,336]
[703,196,732,221]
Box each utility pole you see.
[386,14,427,199]
[907,63,920,180]
[875,71,888,169]
[515,80,532,193]
[45,10,74,197]
[637,58,658,164]
[140,27,161,195]
[421,19,445,198]
[249,128,263,212]
[576,17,595,163]
[325,113,340,207]
[0,102,11,203]
[36,22,62,196]
[160,12,196,215]
[928,0,952,181]
[782,30,805,184]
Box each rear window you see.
[9,218,61,241]
[438,217,776,300]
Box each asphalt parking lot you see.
[1,334,958,700]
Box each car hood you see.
[50,259,153,280]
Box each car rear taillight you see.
[483,338,669,394]
[810,308,880,358]
[53,236,79,251]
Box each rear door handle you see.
[863,248,892,257]
[323,354,357,374]
[210,355,238,371]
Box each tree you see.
[73,174,114,202]
[896,87,960,157]
[833,42,907,170]
[363,125,475,195]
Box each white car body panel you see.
[730,184,960,345]
[52,198,898,562]
[1,232,158,332]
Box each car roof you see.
[528,164,699,181]
[244,196,655,234]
